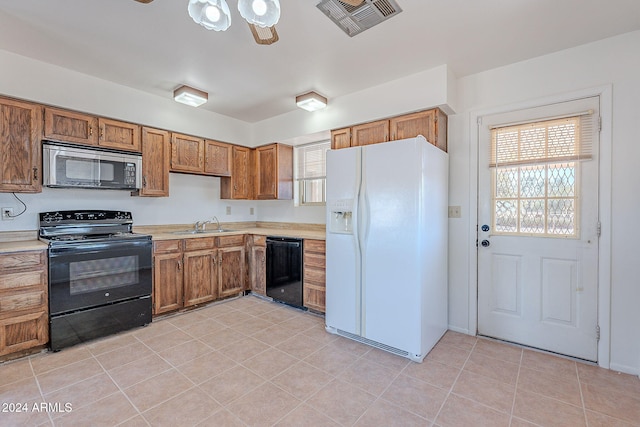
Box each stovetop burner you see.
[38,210,150,245]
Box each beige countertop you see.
[136,222,325,241]
[0,239,48,253]
[0,222,326,254]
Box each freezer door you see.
[325,147,361,336]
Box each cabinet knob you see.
[33,167,38,180]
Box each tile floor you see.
[1,295,639,426]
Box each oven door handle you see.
[48,239,152,256]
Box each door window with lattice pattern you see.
[490,116,592,238]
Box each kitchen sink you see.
[170,229,236,235]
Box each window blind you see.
[490,111,596,168]
[295,140,330,180]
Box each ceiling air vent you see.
[316,0,402,37]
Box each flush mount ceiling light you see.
[173,85,209,107]
[296,91,328,112]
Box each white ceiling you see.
[0,0,639,123]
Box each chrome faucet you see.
[211,216,221,231]
[194,220,211,232]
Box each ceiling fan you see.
[133,0,279,45]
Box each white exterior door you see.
[477,97,600,361]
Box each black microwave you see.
[42,142,142,190]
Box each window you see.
[490,113,594,237]
[294,140,330,205]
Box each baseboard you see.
[447,325,472,335]
[608,362,640,376]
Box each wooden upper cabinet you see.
[44,107,98,146]
[139,127,170,197]
[389,108,448,151]
[44,107,140,152]
[171,133,204,173]
[351,119,389,146]
[331,127,351,150]
[331,108,448,152]
[204,140,232,176]
[254,143,293,200]
[0,97,42,193]
[221,145,252,199]
[98,118,140,152]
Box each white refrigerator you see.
[325,136,448,362]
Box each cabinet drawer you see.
[154,239,182,253]
[304,266,325,284]
[0,270,46,292]
[304,239,325,253]
[184,237,216,251]
[0,251,46,270]
[304,252,325,269]
[0,290,46,313]
[252,235,267,246]
[0,310,48,356]
[217,235,244,248]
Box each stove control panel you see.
[39,210,133,224]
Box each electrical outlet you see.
[448,206,461,218]
[226,206,231,215]
[2,207,14,220]
[250,207,255,215]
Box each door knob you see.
[481,239,490,247]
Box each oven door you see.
[48,238,152,315]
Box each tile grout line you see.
[28,355,55,426]
[576,362,590,427]
[507,346,524,427]
[430,336,478,426]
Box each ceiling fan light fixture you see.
[249,23,279,45]
[174,85,208,107]
[238,0,280,27]
[188,0,231,31]
[296,91,327,112]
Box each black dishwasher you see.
[266,237,304,309]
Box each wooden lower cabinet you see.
[152,236,245,315]
[0,250,48,358]
[152,240,184,315]
[183,248,218,307]
[247,235,266,296]
[303,239,326,313]
[217,235,245,298]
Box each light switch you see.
[226,206,231,215]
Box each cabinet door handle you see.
[89,126,93,136]
[177,260,182,270]
[33,167,38,180]
[142,176,147,187]
[99,126,104,139]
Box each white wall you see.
[447,31,640,374]
[0,174,257,230]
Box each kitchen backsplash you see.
[0,173,326,232]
